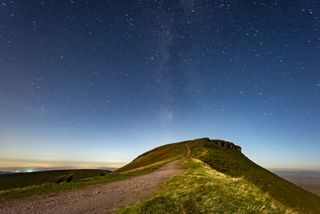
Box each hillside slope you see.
[117,142,185,173]
[0,169,110,191]
[118,138,320,214]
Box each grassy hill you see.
[0,169,111,191]
[1,138,320,213]
[117,138,320,214]
[117,142,185,173]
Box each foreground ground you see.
[118,158,295,214]
[0,161,184,214]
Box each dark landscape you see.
[0,172,13,175]
[0,169,110,191]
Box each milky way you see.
[0,0,319,170]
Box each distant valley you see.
[274,170,320,196]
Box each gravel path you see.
[0,160,184,214]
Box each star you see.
[0,0,319,175]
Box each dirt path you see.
[0,160,184,214]
[185,142,191,158]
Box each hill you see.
[117,141,185,173]
[0,171,13,175]
[117,138,320,214]
[1,138,320,213]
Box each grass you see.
[0,142,186,201]
[0,169,110,191]
[1,138,320,214]
[116,142,185,172]
[189,139,320,213]
[0,171,127,201]
[0,148,184,201]
[117,138,320,214]
[118,158,295,214]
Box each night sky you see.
[1,0,320,171]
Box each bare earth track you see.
[0,160,185,214]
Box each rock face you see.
[235,145,241,152]
[191,138,242,152]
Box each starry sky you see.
[0,0,320,171]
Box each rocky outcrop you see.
[192,138,242,152]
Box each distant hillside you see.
[0,171,13,175]
[0,169,110,191]
[118,138,320,214]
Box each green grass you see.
[117,138,320,214]
[116,142,185,172]
[0,169,110,191]
[0,172,128,201]
[189,139,320,213]
[0,142,186,201]
[0,152,184,201]
[2,138,320,214]
[118,158,295,214]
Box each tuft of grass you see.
[118,158,296,214]
[54,175,65,184]
[65,174,73,183]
